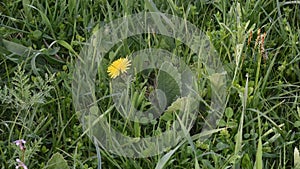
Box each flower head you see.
[13,139,26,151]
[107,57,131,79]
[16,159,28,169]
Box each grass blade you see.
[294,147,300,169]
[155,144,181,169]
[234,74,249,167]
[255,137,263,169]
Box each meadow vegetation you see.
[0,0,300,168]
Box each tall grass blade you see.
[234,74,249,167]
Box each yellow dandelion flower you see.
[107,57,131,78]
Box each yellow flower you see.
[107,57,131,78]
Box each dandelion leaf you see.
[45,152,69,169]
[156,62,181,107]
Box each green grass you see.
[0,0,300,168]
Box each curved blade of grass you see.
[155,144,181,169]
[175,113,200,169]
[27,4,56,39]
[56,40,83,62]
[248,107,285,136]
[261,46,282,91]
[94,137,102,169]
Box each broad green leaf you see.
[45,153,69,169]
[2,39,30,56]
[160,112,174,121]
[29,30,43,40]
[295,147,300,169]
[157,62,181,107]
[242,154,253,169]
[225,107,233,119]
[165,97,197,113]
[294,121,300,128]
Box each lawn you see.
[0,0,300,168]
